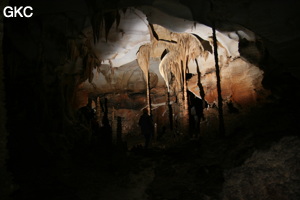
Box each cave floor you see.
[10,138,229,200]
[9,100,300,200]
[11,132,297,200]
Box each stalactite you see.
[212,17,226,137]
[90,8,123,44]
[182,59,188,110]
[171,33,206,132]
[104,11,116,42]
[158,33,205,92]
[177,34,187,106]
[115,9,121,29]
[159,50,182,92]
[81,52,101,83]
[121,7,127,14]
[85,54,94,83]
[91,11,103,44]
[141,28,205,134]
[147,72,153,116]
[137,43,152,114]
[67,39,80,61]
[195,59,207,111]
[159,54,170,91]
[136,24,214,135]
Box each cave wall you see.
[0,0,13,198]
[2,2,99,188]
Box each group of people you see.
[78,101,154,149]
[79,95,208,149]
[78,97,206,149]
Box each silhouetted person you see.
[101,98,112,150]
[191,105,199,130]
[190,97,207,138]
[77,98,95,126]
[138,108,154,149]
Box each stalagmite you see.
[111,106,117,141]
[96,96,102,126]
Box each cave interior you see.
[1,0,300,200]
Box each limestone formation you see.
[74,7,268,135]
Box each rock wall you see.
[188,57,268,106]
[0,0,13,199]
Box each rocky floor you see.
[8,100,300,200]
[9,131,300,200]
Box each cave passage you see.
[2,1,300,200]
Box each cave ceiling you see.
[10,0,299,67]
[72,4,267,109]
[5,0,300,110]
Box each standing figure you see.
[138,108,154,149]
